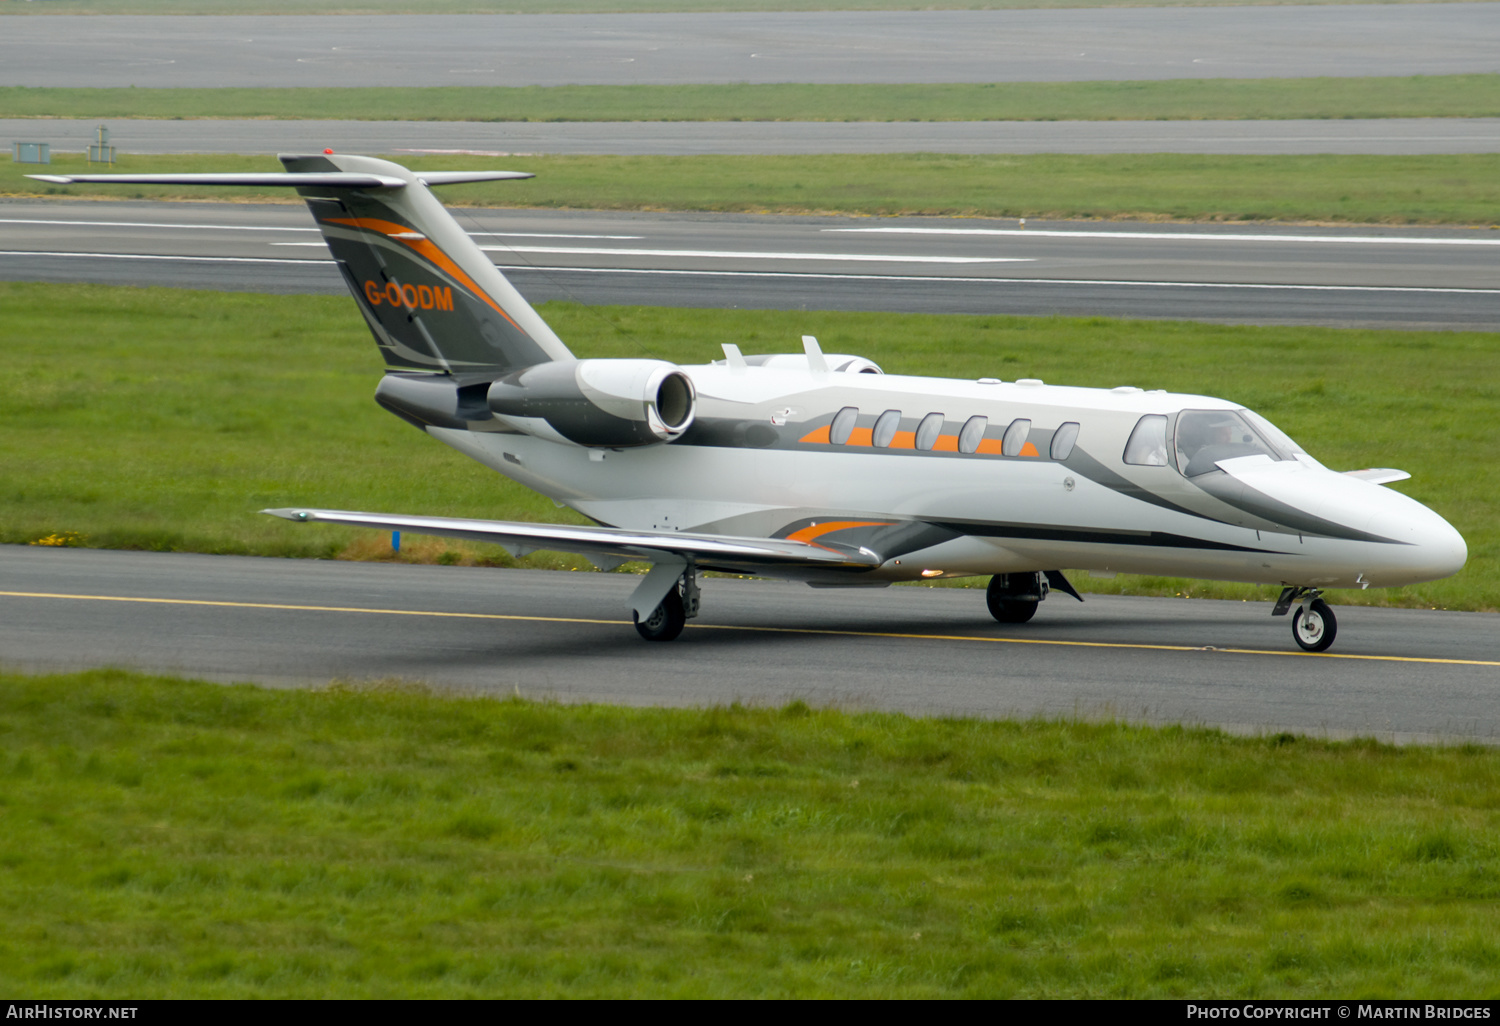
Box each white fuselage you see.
[427,362,1466,591]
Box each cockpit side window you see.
[1123,414,1169,467]
[829,406,859,445]
[1175,409,1282,477]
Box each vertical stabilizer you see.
[280,153,573,376]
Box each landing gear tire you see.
[1292,598,1337,652]
[989,598,1039,624]
[634,587,687,642]
[987,574,1042,624]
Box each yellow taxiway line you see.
[2,589,1497,667]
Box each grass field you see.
[1,282,1494,611]
[10,152,1500,225]
[7,76,1500,122]
[1,668,1497,997]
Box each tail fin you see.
[30,153,574,377]
[280,153,571,376]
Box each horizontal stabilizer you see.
[262,508,883,571]
[1343,468,1411,485]
[25,170,532,188]
[27,172,411,188]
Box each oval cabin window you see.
[915,413,944,451]
[958,415,987,454]
[1051,422,1080,461]
[1002,419,1031,457]
[829,406,859,445]
[872,409,902,448]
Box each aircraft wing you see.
[1342,468,1412,485]
[262,507,882,572]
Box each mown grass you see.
[10,151,1500,225]
[8,76,1500,122]
[1,668,1497,997]
[1,283,1494,611]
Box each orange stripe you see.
[931,434,959,452]
[976,438,1004,455]
[799,425,832,444]
[847,427,874,447]
[885,431,916,450]
[324,217,524,333]
[786,520,894,550]
[1020,441,1040,457]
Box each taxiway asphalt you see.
[3,548,1496,744]
[3,7,1498,87]
[3,200,1498,329]
[7,117,1500,157]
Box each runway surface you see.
[3,548,1496,744]
[9,117,1500,157]
[3,200,1498,329]
[4,7,1498,87]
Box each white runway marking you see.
[828,227,1500,247]
[6,250,1500,294]
[487,245,1033,265]
[269,242,1033,264]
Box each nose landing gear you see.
[1274,586,1338,652]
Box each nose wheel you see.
[1274,587,1338,652]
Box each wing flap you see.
[262,508,881,569]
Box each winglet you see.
[802,335,829,373]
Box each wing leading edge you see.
[262,508,882,618]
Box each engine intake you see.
[487,359,696,447]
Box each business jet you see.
[33,154,1468,652]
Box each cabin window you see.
[1002,418,1032,457]
[1123,414,1169,466]
[872,409,902,448]
[958,415,988,454]
[915,413,945,451]
[1051,422,1080,460]
[829,406,859,445]
[1175,409,1282,477]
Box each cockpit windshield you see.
[1174,409,1292,477]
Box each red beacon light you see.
[323,148,334,155]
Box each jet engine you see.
[486,359,696,448]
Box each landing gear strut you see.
[1273,586,1338,652]
[634,569,699,642]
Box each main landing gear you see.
[986,571,1083,624]
[634,569,700,642]
[1273,586,1338,652]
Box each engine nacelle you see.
[486,359,696,447]
[736,353,883,375]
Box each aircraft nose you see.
[1368,502,1468,584]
